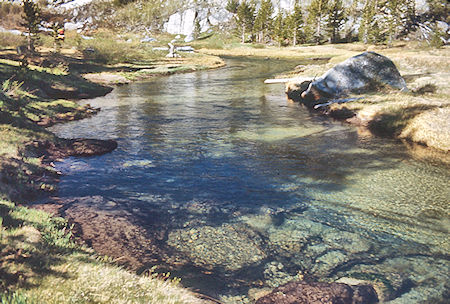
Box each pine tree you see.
[385,0,403,44]
[22,0,41,52]
[226,0,240,14]
[426,0,450,23]
[285,2,304,46]
[193,17,201,39]
[254,0,273,43]
[272,10,286,47]
[326,0,346,43]
[307,0,329,44]
[236,1,255,43]
[344,0,360,41]
[359,0,382,43]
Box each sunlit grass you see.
[0,199,204,304]
[272,42,450,152]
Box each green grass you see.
[0,199,204,304]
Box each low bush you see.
[0,32,25,49]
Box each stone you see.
[166,43,180,58]
[176,46,195,52]
[322,230,372,254]
[263,262,298,288]
[66,139,118,157]
[166,8,196,35]
[60,0,93,10]
[255,281,378,304]
[184,34,195,43]
[167,223,266,271]
[286,52,407,107]
[208,8,233,26]
[312,250,349,276]
[140,36,157,43]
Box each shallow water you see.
[47,57,449,303]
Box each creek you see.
[46,57,449,303]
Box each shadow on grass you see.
[367,104,440,137]
[0,59,112,100]
[0,200,81,292]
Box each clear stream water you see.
[47,58,449,303]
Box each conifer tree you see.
[193,17,201,39]
[326,0,346,43]
[226,0,240,14]
[236,1,255,43]
[272,10,286,47]
[426,0,450,22]
[385,0,403,44]
[285,2,304,46]
[344,0,360,41]
[22,0,41,52]
[254,0,273,43]
[307,0,329,44]
[359,0,381,43]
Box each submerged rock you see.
[286,52,407,107]
[263,262,299,288]
[23,138,117,160]
[255,281,378,304]
[167,223,266,271]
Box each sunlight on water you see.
[234,125,326,142]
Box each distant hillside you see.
[0,0,448,46]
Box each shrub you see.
[0,32,25,48]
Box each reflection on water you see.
[47,58,449,303]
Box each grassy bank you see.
[0,38,221,302]
[219,41,450,153]
[191,34,449,153]
[0,199,206,304]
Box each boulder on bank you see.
[286,52,407,107]
[256,281,378,304]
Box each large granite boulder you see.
[287,52,407,107]
[256,281,378,304]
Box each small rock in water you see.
[167,223,266,271]
[255,281,378,304]
[263,261,298,288]
[323,230,372,254]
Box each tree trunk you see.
[242,25,246,43]
[293,30,297,46]
[27,33,33,52]
[316,15,322,44]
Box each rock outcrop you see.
[286,52,407,107]
[255,281,378,304]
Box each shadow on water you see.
[38,57,450,302]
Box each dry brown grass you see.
[199,44,361,60]
[399,107,450,151]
